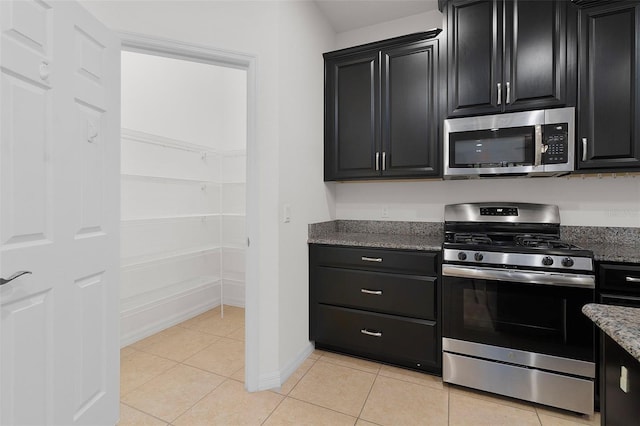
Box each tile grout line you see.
[120,306,245,424]
[168,376,229,424]
[259,391,287,426]
[120,352,178,397]
[283,394,362,422]
[120,400,175,425]
[355,363,381,422]
[281,353,364,421]
[447,382,451,426]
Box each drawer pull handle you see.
[626,276,640,283]
[361,329,382,337]
[361,289,383,295]
[361,256,382,263]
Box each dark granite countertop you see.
[308,220,443,251]
[583,243,640,264]
[583,303,640,362]
[308,220,640,262]
[308,232,443,251]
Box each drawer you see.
[314,305,438,370]
[310,244,438,276]
[315,266,436,320]
[599,263,640,294]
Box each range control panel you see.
[542,123,568,164]
[480,207,519,216]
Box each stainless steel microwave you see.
[443,107,575,178]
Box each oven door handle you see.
[442,265,595,289]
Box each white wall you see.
[81,0,335,390]
[335,176,640,227]
[276,0,336,378]
[335,9,443,49]
[333,10,640,228]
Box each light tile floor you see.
[119,306,600,426]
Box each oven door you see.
[442,266,595,362]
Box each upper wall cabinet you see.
[444,0,577,118]
[324,31,442,181]
[576,1,640,171]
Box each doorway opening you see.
[117,33,258,391]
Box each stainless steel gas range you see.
[441,202,595,415]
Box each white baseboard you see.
[221,279,245,308]
[256,341,315,391]
[120,282,220,347]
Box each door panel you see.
[324,51,379,180]
[1,288,53,426]
[72,272,107,421]
[578,2,640,170]
[1,1,120,425]
[381,39,439,176]
[0,73,53,246]
[504,0,567,111]
[447,0,502,117]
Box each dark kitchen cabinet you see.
[601,332,640,426]
[309,244,441,374]
[324,31,442,181]
[596,262,640,417]
[576,1,640,171]
[444,0,577,118]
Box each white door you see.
[0,1,120,425]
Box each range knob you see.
[542,256,554,266]
[474,252,484,262]
[562,257,575,267]
[458,252,467,261]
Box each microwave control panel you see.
[542,123,568,164]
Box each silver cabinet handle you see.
[382,152,386,171]
[626,276,640,283]
[506,81,511,104]
[361,256,382,262]
[1,271,32,286]
[582,138,588,162]
[375,152,380,171]
[361,289,383,295]
[361,329,382,337]
[497,83,502,105]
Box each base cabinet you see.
[601,333,640,426]
[309,244,441,373]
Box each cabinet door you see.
[504,0,574,111]
[446,0,502,117]
[324,51,380,180]
[602,333,640,425]
[578,2,640,170]
[381,39,440,177]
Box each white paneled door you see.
[0,1,120,425]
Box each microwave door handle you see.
[534,125,543,166]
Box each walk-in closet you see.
[119,51,247,346]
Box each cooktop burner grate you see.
[453,233,493,244]
[514,234,574,249]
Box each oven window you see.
[443,276,594,361]
[449,126,535,168]
[462,285,563,336]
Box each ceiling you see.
[314,0,440,33]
